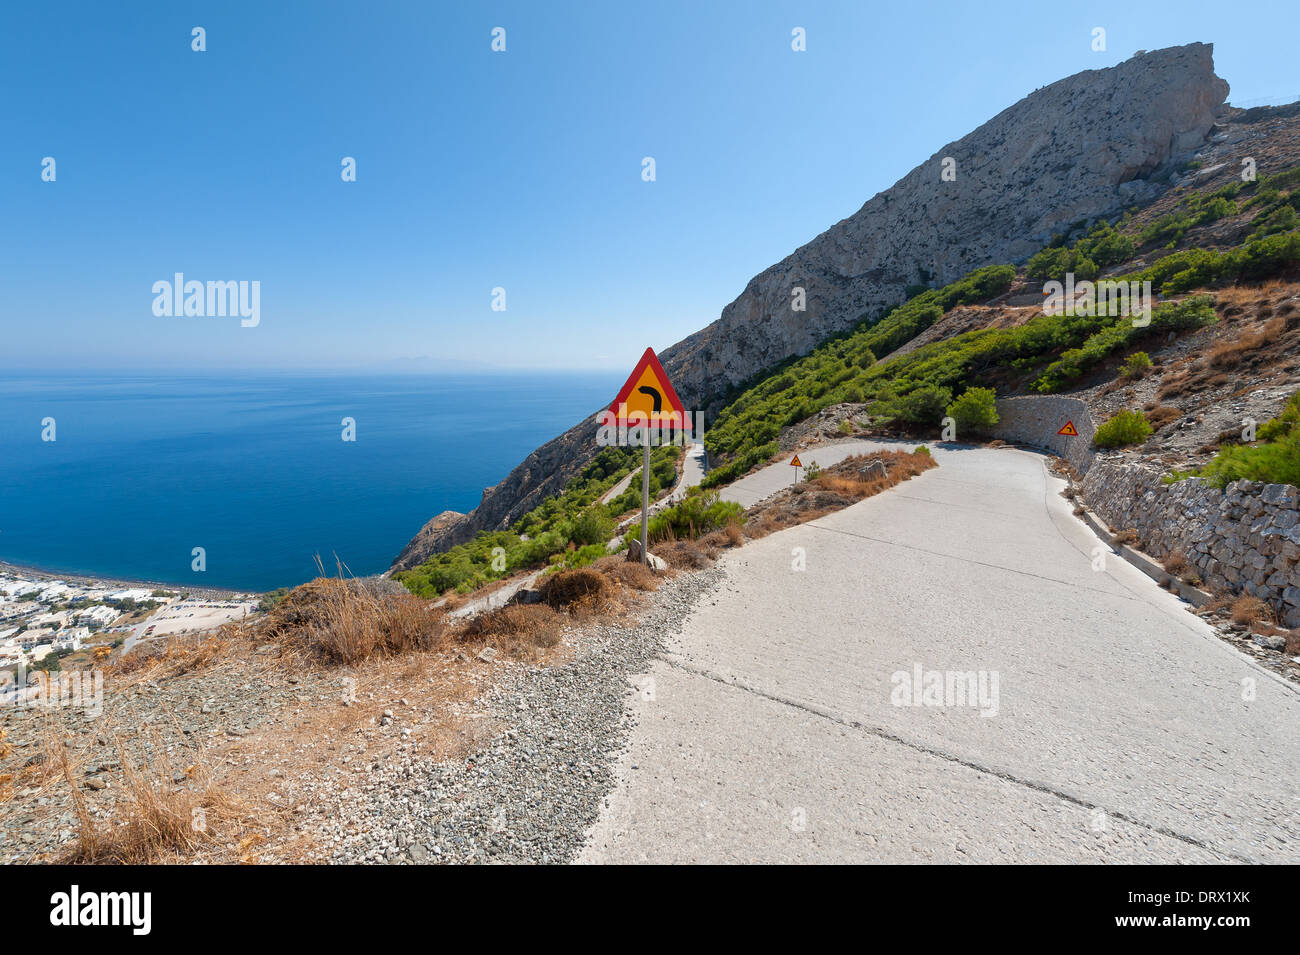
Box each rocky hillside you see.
[393,43,1229,570]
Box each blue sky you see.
[2,0,1297,372]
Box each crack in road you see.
[802,519,1141,603]
[662,655,1253,864]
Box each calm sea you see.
[0,372,619,591]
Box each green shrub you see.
[874,384,952,426]
[701,440,778,489]
[1259,391,1300,442]
[553,542,609,570]
[396,445,683,597]
[624,491,745,544]
[945,387,999,432]
[1120,351,1152,379]
[1227,230,1300,281]
[1093,410,1152,448]
[258,588,290,613]
[1171,389,1300,488]
[1195,437,1300,489]
[568,507,615,547]
[1025,221,1132,281]
[1252,204,1298,239]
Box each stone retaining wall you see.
[993,394,1300,627]
[993,396,1096,472]
[1080,459,1300,627]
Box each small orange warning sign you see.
[790,455,802,467]
[1058,421,1079,436]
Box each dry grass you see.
[1231,595,1274,626]
[110,627,242,683]
[744,451,937,540]
[5,552,683,863]
[654,538,716,569]
[55,737,253,865]
[1200,594,1235,615]
[1206,317,1285,368]
[601,560,661,591]
[536,568,612,610]
[1164,549,1190,577]
[1144,405,1183,430]
[457,604,565,656]
[1113,528,1140,546]
[808,451,935,500]
[264,577,450,666]
[1157,365,1231,400]
[1156,286,1300,401]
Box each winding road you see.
[580,441,1300,863]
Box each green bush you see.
[1171,389,1300,488]
[1031,297,1214,393]
[1259,391,1300,442]
[624,491,745,544]
[1093,410,1152,448]
[874,384,952,426]
[945,387,998,432]
[568,507,615,547]
[552,542,609,571]
[1195,438,1300,489]
[1027,221,1133,280]
[397,444,683,597]
[258,588,290,612]
[1120,351,1152,379]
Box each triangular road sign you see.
[609,347,687,427]
[1058,420,1079,436]
[790,454,802,467]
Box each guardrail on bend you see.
[993,396,1096,473]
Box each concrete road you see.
[580,444,1300,863]
[603,442,707,507]
[668,443,707,503]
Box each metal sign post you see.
[640,434,651,564]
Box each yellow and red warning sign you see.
[608,347,687,428]
[1058,421,1079,436]
[790,454,803,467]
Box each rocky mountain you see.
[391,43,1230,570]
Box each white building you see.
[29,610,70,630]
[37,582,72,603]
[107,588,158,603]
[74,605,119,628]
[0,578,40,598]
[0,601,40,621]
[55,627,89,651]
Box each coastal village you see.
[0,566,259,678]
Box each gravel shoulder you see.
[274,569,724,864]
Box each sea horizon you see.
[0,369,621,591]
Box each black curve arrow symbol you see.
[637,385,662,413]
